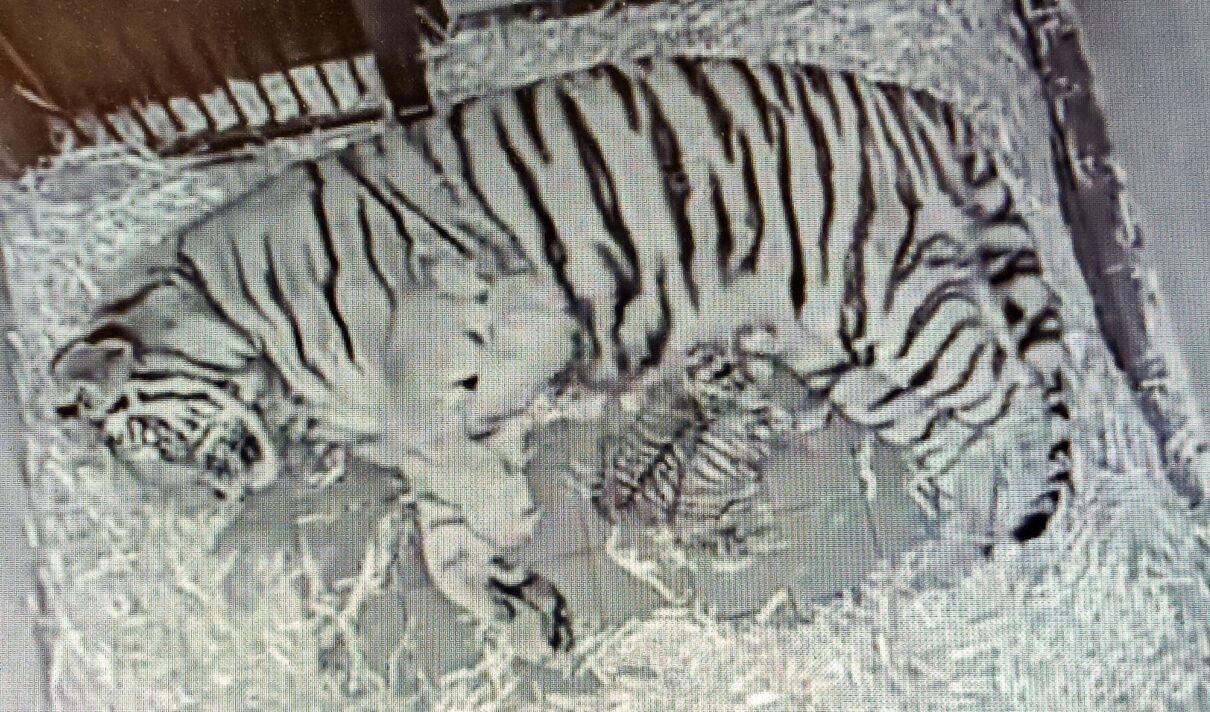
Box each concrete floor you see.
[2,2,1209,708]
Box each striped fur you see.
[590,337,792,558]
[52,55,1075,658]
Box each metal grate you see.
[53,55,392,157]
[0,0,679,172]
[0,0,451,171]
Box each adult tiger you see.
[51,55,1075,659]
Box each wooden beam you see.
[348,0,438,121]
[1016,0,1210,504]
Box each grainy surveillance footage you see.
[1,1,1208,710]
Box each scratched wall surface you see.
[1072,0,1210,416]
[0,2,1208,711]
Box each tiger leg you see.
[978,247,1075,545]
[821,281,1073,547]
[952,137,1076,544]
[405,434,573,658]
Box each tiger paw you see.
[486,560,574,657]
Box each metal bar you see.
[0,85,54,177]
[0,26,51,104]
[348,0,434,122]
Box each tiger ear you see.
[48,336,136,395]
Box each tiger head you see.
[63,379,281,500]
[51,343,281,500]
